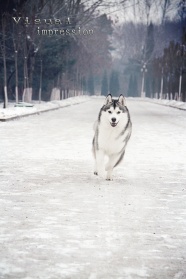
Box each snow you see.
[1,96,186,122]
[0,98,186,279]
[0,96,90,121]
[131,97,186,111]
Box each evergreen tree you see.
[82,77,87,94]
[109,70,120,96]
[101,71,108,96]
[145,76,151,97]
[88,74,95,95]
[145,22,155,61]
[127,74,133,96]
[128,74,138,97]
[133,75,138,97]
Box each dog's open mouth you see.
[110,122,118,127]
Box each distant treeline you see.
[113,16,186,102]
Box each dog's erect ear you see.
[118,94,126,106]
[105,94,112,105]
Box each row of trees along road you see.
[0,0,114,108]
[112,0,186,102]
[1,0,186,106]
[101,70,120,96]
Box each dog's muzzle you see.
[110,117,118,127]
[110,122,118,127]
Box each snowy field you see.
[0,98,186,279]
[136,97,186,111]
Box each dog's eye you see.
[108,111,112,114]
[117,111,121,114]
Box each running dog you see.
[92,94,132,180]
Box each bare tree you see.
[12,20,21,103]
[1,14,8,108]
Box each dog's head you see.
[100,94,128,127]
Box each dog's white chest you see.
[98,126,123,155]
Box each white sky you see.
[94,0,180,24]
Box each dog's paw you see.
[106,170,113,181]
[106,176,113,181]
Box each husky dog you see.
[92,94,132,180]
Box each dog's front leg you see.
[105,154,121,180]
[96,149,105,178]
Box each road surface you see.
[0,98,186,279]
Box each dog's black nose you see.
[111,117,116,122]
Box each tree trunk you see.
[2,16,8,108]
[23,39,29,102]
[39,59,42,103]
[15,51,19,103]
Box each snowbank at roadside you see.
[150,98,186,110]
[128,97,186,111]
[0,96,90,121]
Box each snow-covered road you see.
[0,98,186,279]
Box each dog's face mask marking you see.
[103,94,127,127]
[106,106,122,127]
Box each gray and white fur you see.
[92,94,132,180]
